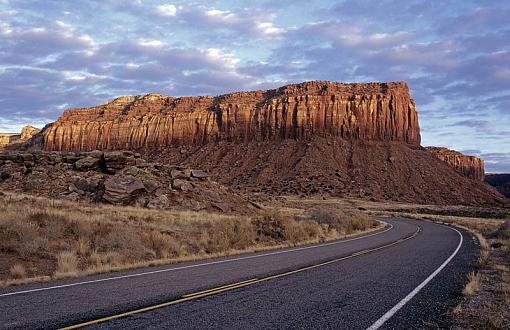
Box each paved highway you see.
[0,217,477,329]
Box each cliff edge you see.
[42,81,421,151]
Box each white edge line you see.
[1,222,394,298]
[366,225,464,330]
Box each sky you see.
[0,0,509,172]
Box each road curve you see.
[0,217,477,329]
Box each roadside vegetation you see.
[0,192,380,287]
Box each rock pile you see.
[0,150,249,212]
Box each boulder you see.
[147,194,169,209]
[104,151,136,173]
[203,189,220,200]
[172,179,193,192]
[171,169,191,180]
[75,156,101,172]
[86,150,104,158]
[103,176,146,204]
[191,169,209,179]
[122,166,140,177]
[19,154,35,162]
[212,202,232,213]
[73,177,102,193]
[0,171,11,181]
[143,179,159,193]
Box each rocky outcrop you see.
[41,81,421,151]
[0,134,19,149]
[0,150,251,212]
[0,126,40,149]
[486,174,510,198]
[426,147,485,181]
[20,126,40,141]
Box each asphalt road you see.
[0,217,477,329]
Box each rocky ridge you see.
[41,81,421,151]
[0,151,250,212]
[426,147,485,181]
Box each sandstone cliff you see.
[0,125,40,149]
[426,147,485,181]
[42,81,421,151]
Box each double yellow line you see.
[62,226,421,329]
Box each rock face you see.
[426,147,485,181]
[41,81,421,151]
[0,126,40,149]
[486,174,510,198]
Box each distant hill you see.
[486,174,510,198]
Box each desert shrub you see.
[309,209,374,235]
[88,250,123,268]
[309,210,339,230]
[75,237,91,257]
[282,221,318,243]
[463,272,480,296]
[10,264,26,279]
[93,229,148,262]
[206,219,256,253]
[253,210,323,244]
[56,251,78,275]
[143,232,185,259]
[0,218,49,258]
[62,219,92,241]
[252,210,290,240]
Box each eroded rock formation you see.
[426,147,485,181]
[0,126,40,149]
[42,81,421,151]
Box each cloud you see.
[481,152,510,173]
[0,20,95,65]
[174,5,285,39]
[154,4,177,17]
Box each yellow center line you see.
[182,278,261,298]
[60,226,421,330]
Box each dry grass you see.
[9,264,26,279]
[0,192,380,286]
[55,251,78,277]
[463,272,481,296]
